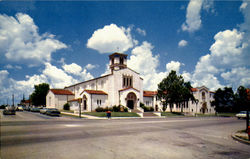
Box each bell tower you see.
[109,52,127,72]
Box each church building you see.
[46,53,215,114]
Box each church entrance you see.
[126,92,137,110]
[83,95,87,111]
[127,100,134,109]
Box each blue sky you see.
[0,0,250,105]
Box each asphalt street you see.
[1,111,249,159]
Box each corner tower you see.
[109,53,127,73]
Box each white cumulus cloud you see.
[166,61,182,74]
[0,13,67,66]
[127,41,184,90]
[87,24,136,54]
[62,63,83,75]
[178,40,188,47]
[85,64,98,70]
[182,0,203,32]
[136,28,146,36]
[189,28,250,90]
[240,2,247,11]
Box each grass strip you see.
[161,112,185,117]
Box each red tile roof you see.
[191,88,198,92]
[24,100,30,103]
[82,90,108,95]
[143,91,157,97]
[68,98,82,102]
[119,87,140,92]
[50,89,74,95]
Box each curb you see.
[231,133,250,145]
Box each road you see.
[1,111,249,159]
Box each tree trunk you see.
[170,103,173,112]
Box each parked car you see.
[236,111,250,119]
[16,106,24,111]
[40,108,48,114]
[3,107,16,115]
[46,108,61,116]
[30,107,41,112]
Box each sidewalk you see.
[61,112,104,119]
[232,131,250,145]
[61,111,164,119]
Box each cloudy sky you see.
[0,0,250,105]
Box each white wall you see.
[46,91,55,108]
[91,94,108,111]
[143,97,154,107]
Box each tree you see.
[235,86,250,131]
[211,87,235,113]
[157,70,195,113]
[30,83,50,106]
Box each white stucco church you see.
[46,53,215,114]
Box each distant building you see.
[46,53,215,114]
[46,89,74,110]
[20,100,31,107]
[146,86,215,114]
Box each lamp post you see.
[78,98,81,118]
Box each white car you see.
[236,111,250,119]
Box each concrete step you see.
[131,109,143,113]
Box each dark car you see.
[46,108,61,116]
[30,107,41,112]
[3,107,16,115]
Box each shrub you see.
[95,107,104,112]
[124,107,128,112]
[140,102,145,107]
[112,105,120,112]
[142,106,154,112]
[63,103,70,110]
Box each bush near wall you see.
[141,105,154,112]
[63,103,70,110]
[95,105,128,112]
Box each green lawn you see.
[216,113,236,117]
[82,112,140,117]
[161,112,185,117]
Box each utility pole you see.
[78,98,81,118]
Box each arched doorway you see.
[83,95,87,110]
[126,92,137,110]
